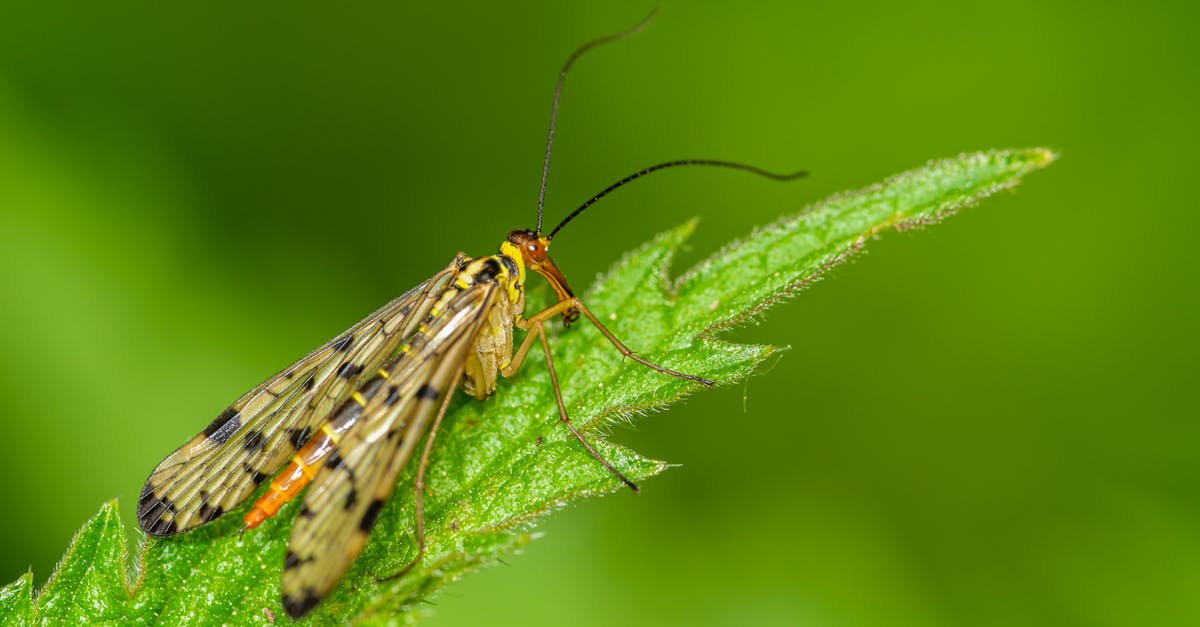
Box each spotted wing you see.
[139,260,466,536]
[280,282,497,618]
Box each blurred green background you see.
[0,1,1194,625]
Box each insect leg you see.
[507,297,714,387]
[500,298,578,377]
[533,322,639,492]
[573,299,714,387]
[377,365,461,582]
[501,296,706,492]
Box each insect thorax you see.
[460,250,526,399]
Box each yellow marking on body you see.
[417,324,429,333]
[351,392,367,406]
[434,289,457,313]
[499,242,527,284]
[377,369,389,379]
[430,297,446,316]
[498,243,527,304]
[293,454,319,479]
[320,423,342,443]
[401,344,411,353]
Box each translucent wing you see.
[138,259,467,536]
[280,282,497,617]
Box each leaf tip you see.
[1025,147,1058,168]
[666,216,700,248]
[0,570,34,619]
[987,147,1057,179]
[98,498,122,519]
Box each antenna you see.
[547,159,807,240]
[535,7,660,234]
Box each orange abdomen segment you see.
[242,375,383,531]
[243,430,335,530]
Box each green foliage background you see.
[0,2,1191,626]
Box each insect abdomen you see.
[242,375,386,529]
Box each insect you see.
[137,9,804,619]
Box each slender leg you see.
[504,297,713,387]
[533,321,639,492]
[498,294,710,493]
[573,300,713,387]
[378,367,461,582]
[501,298,577,376]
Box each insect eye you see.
[525,242,546,262]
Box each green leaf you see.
[33,501,130,624]
[9,149,1054,624]
[0,572,32,626]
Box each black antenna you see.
[547,159,808,240]
[535,7,660,235]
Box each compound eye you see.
[525,241,546,262]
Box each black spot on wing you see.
[138,481,172,514]
[344,487,358,510]
[331,334,355,352]
[302,374,316,392]
[243,462,269,486]
[288,426,314,450]
[338,361,364,379]
[242,429,267,452]
[197,502,225,524]
[143,517,177,536]
[383,385,401,406]
[138,484,180,536]
[298,504,315,519]
[203,407,241,444]
[359,376,385,400]
[325,451,344,471]
[416,384,439,401]
[283,588,322,618]
[360,499,386,532]
[284,550,305,570]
